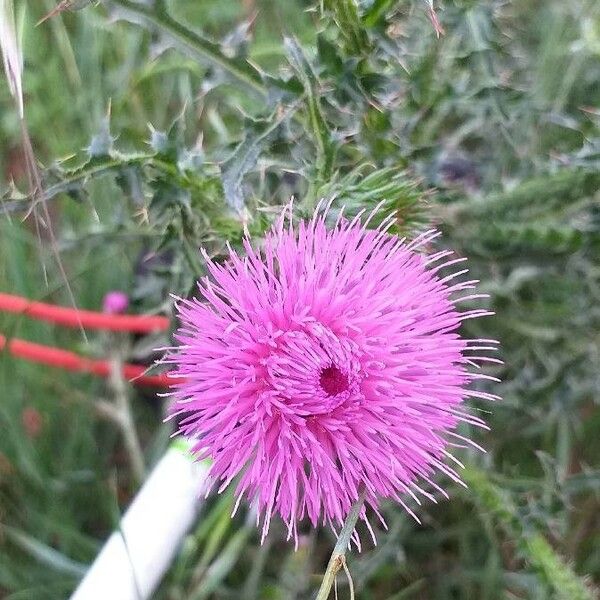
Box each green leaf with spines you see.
[464,467,594,600]
[465,169,600,220]
[284,37,336,191]
[109,0,267,97]
[314,165,428,235]
[322,0,372,56]
[220,104,298,213]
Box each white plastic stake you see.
[71,438,208,600]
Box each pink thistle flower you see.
[167,206,498,544]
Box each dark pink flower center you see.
[319,365,349,396]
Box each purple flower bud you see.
[102,291,129,315]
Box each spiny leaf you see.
[87,116,115,158]
[524,535,595,600]
[109,0,267,96]
[284,37,336,185]
[320,165,428,235]
[362,0,396,28]
[465,169,600,219]
[220,104,297,213]
[467,223,586,257]
[464,467,595,600]
[322,0,372,55]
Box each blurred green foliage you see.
[1,0,599,598]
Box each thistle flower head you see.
[168,205,497,544]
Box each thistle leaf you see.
[284,37,335,184]
[220,104,297,213]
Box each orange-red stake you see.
[0,333,180,387]
[0,292,170,333]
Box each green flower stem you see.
[108,353,146,485]
[314,487,366,600]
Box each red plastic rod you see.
[0,292,170,333]
[0,333,182,387]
